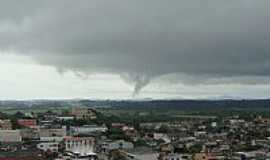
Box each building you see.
[111,123,126,129]
[64,136,96,156]
[43,111,58,121]
[37,142,60,152]
[159,143,174,153]
[71,107,97,120]
[0,119,12,130]
[154,133,171,143]
[57,116,74,121]
[193,153,221,160]
[39,126,67,138]
[40,136,64,142]
[17,119,37,128]
[0,130,22,142]
[70,125,108,135]
[20,128,39,140]
[101,140,134,153]
[255,116,270,124]
[158,153,191,160]
[56,152,97,160]
[194,131,207,138]
[109,150,136,160]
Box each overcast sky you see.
[1,0,270,100]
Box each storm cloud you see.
[1,0,270,95]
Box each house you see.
[17,119,37,128]
[70,125,108,136]
[0,130,22,142]
[0,119,12,130]
[232,151,268,160]
[158,153,191,160]
[109,150,136,160]
[111,123,126,129]
[37,142,60,152]
[159,143,174,153]
[57,116,74,121]
[154,133,171,143]
[20,128,39,140]
[71,107,97,120]
[194,131,207,138]
[42,111,58,121]
[101,140,134,153]
[123,127,139,141]
[193,153,223,160]
[56,152,97,160]
[211,122,217,128]
[256,116,270,124]
[39,126,66,138]
[40,136,64,142]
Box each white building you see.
[161,153,191,160]
[154,133,171,143]
[0,130,22,142]
[101,140,134,152]
[37,142,59,152]
[64,136,96,156]
[211,122,217,127]
[70,125,108,135]
[40,136,64,142]
[56,152,97,160]
[57,116,75,121]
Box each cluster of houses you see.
[0,107,100,160]
[1,108,270,160]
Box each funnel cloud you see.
[1,0,270,96]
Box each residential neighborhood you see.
[1,106,270,160]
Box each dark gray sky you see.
[1,0,270,99]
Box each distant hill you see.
[1,99,270,111]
